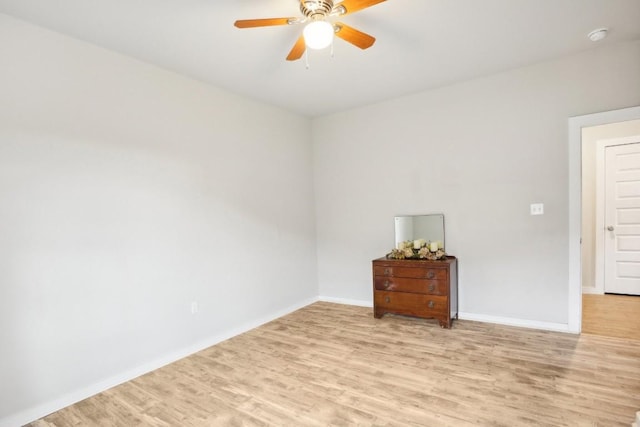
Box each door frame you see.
[568,105,640,333]
[595,137,640,294]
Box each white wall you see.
[581,119,640,291]
[313,41,640,326]
[0,14,317,425]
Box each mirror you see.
[394,214,445,249]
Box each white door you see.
[604,142,640,295]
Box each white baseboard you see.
[0,296,319,427]
[318,298,571,333]
[582,286,604,295]
[458,312,571,333]
[318,295,373,307]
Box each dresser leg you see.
[438,319,451,329]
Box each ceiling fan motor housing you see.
[300,0,334,20]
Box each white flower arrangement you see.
[388,239,446,260]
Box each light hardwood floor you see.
[30,302,640,426]
[582,293,640,341]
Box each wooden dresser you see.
[372,256,458,328]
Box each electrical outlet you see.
[191,301,198,314]
[530,203,544,216]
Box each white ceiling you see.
[0,0,639,117]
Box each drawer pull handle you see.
[426,271,435,279]
[428,300,435,309]
[428,283,435,292]
[384,268,391,276]
[385,297,390,303]
[384,280,391,289]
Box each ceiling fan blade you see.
[334,23,376,49]
[234,18,295,28]
[337,0,386,16]
[286,35,306,61]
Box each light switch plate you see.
[530,203,544,215]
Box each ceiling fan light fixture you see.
[303,20,334,49]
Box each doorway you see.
[579,116,640,339]
[568,105,640,334]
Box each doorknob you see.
[607,225,615,231]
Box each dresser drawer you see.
[373,265,447,280]
[374,276,447,295]
[372,257,457,328]
[374,291,448,316]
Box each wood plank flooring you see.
[582,294,640,340]
[29,302,640,426]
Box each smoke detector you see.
[588,28,608,42]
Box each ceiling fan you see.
[234,0,386,61]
